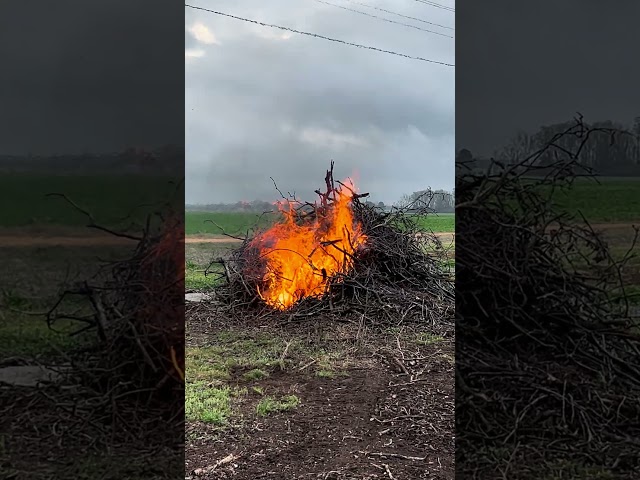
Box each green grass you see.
[243,368,269,381]
[184,329,354,427]
[0,174,179,228]
[551,177,640,222]
[185,382,233,424]
[185,260,219,291]
[185,210,455,236]
[185,333,297,424]
[185,335,285,424]
[185,211,277,236]
[0,246,132,359]
[185,243,236,291]
[256,395,300,416]
[0,314,86,358]
[413,213,455,232]
[185,339,273,424]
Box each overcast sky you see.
[185,0,455,205]
[457,0,640,157]
[0,1,183,156]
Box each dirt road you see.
[185,231,456,244]
[0,234,137,247]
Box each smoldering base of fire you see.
[205,163,455,332]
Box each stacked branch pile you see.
[209,164,454,328]
[455,119,640,478]
[48,211,185,441]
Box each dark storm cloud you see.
[185,0,455,204]
[0,0,183,155]
[457,0,640,156]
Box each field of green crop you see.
[3,174,635,232]
[553,177,640,222]
[413,213,455,232]
[185,211,455,236]
[185,211,278,236]
[0,174,180,228]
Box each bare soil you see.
[0,229,455,247]
[185,232,456,245]
[0,226,138,246]
[185,313,454,480]
[0,235,137,247]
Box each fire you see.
[250,181,366,310]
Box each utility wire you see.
[314,0,452,38]
[342,0,453,31]
[413,0,455,13]
[185,4,454,66]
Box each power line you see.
[314,0,453,38]
[342,0,453,31]
[413,0,455,13]
[185,4,454,66]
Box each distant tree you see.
[495,130,535,165]
[395,188,454,213]
[499,119,640,175]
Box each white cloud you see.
[185,48,206,59]
[299,127,370,150]
[188,22,220,45]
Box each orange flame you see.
[250,181,366,310]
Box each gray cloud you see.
[185,0,455,204]
[457,0,640,156]
[0,1,184,155]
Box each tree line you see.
[462,117,640,176]
[187,188,456,214]
[395,189,455,213]
[0,145,182,175]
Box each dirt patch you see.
[185,312,454,480]
[185,236,243,244]
[185,232,456,245]
[590,222,640,229]
[545,222,640,233]
[0,235,138,247]
[0,226,143,246]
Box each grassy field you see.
[185,243,227,291]
[552,177,640,222]
[185,210,455,236]
[0,246,134,353]
[551,178,640,305]
[185,211,276,236]
[0,174,179,228]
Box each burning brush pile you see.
[211,163,454,328]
